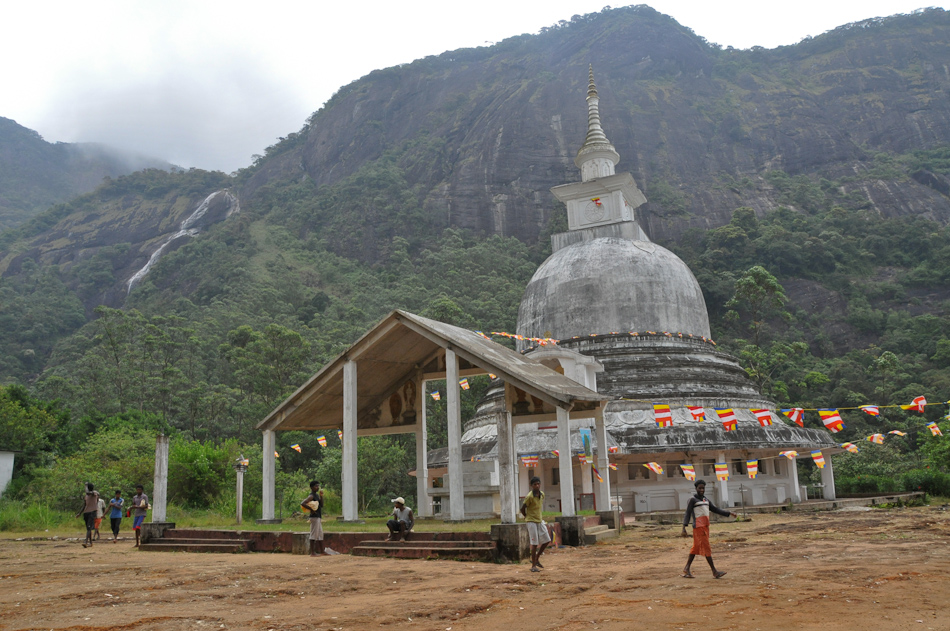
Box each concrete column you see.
[790,455,802,503]
[497,411,517,523]
[415,375,429,517]
[557,406,575,516]
[261,430,275,520]
[152,434,169,523]
[342,359,358,521]
[594,413,611,511]
[446,349,465,521]
[821,456,836,500]
[717,450,730,508]
[235,467,245,524]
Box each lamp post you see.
[233,456,249,524]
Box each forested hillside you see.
[2,6,950,514]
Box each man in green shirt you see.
[520,476,551,572]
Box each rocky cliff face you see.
[241,7,950,260]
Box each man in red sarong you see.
[681,479,736,578]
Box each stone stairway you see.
[351,539,498,562]
[582,523,618,545]
[139,529,252,553]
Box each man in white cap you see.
[387,497,414,541]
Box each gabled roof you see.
[257,310,608,432]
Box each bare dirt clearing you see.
[1,507,949,630]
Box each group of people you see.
[76,483,149,548]
[296,476,736,577]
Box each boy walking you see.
[108,490,124,543]
[75,482,99,548]
[94,494,106,540]
[681,479,736,578]
[520,476,551,572]
[300,481,325,556]
[131,485,148,547]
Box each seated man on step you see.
[387,497,414,541]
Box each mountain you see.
[0,117,172,232]
[1,6,949,440]
[238,6,950,259]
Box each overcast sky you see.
[1,1,944,173]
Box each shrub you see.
[900,469,950,496]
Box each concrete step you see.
[351,543,497,562]
[139,541,249,553]
[584,527,618,546]
[150,537,250,546]
[584,524,609,535]
[372,540,491,549]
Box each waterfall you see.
[126,190,237,293]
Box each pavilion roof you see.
[257,310,608,432]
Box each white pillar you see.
[262,430,275,520]
[821,456,836,500]
[415,377,429,518]
[497,411,517,523]
[557,406,575,516]
[790,456,802,503]
[594,413,611,511]
[152,435,169,522]
[717,450,730,508]
[235,467,245,524]
[446,349,465,521]
[342,359,358,520]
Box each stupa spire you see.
[575,65,620,181]
[582,65,610,147]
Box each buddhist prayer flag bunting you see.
[592,467,604,483]
[715,462,729,481]
[747,460,759,479]
[782,408,805,427]
[811,450,826,468]
[488,373,497,380]
[552,449,560,457]
[888,430,907,436]
[687,406,706,422]
[752,409,773,427]
[927,422,943,437]
[867,433,885,444]
[860,405,881,417]
[522,454,539,468]
[431,391,441,401]
[608,446,619,453]
[608,463,618,471]
[291,444,301,453]
[654,404,673,428]
[644,462,664,475]
[317,435,327,447]
[779,450,798,459]
[337,429,343,441]
[716,408,738,431]
[578,453,588,464]
[680,464,696,481]
[840,442,860,454]
[459,378,470,390]
[819,409,845,433]
[901,396,927,412]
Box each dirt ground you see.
[1,506,949,631]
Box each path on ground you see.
[1,506,948,630]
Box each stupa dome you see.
[517,236,711,340]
